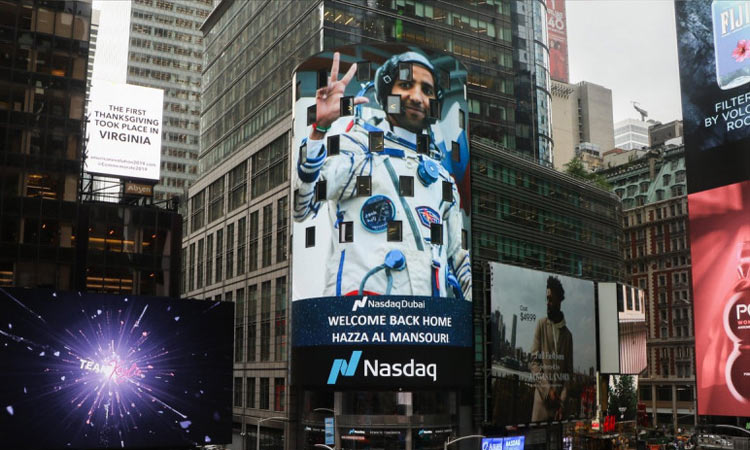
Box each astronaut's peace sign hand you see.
[314,52,369,130]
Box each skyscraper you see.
[0,0,92,289]
[126,0,213,201]
[184,2,620,448]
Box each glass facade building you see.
[0,0,91,289]
[126,0,213,201]
[185,1,617,449]
[0,0,182,298]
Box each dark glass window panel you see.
[339,221,353,243]
[387,221,402,242]
[399,176,414,197]
[305,226,315,248]
[430,223,443,245]
[356,176,371,197]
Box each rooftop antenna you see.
[632,101,648,121]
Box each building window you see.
[305,226,315,248]
[206,234,213,286]
[262,204,273,266]
[196,238,204,289]
[208,177,224,223]
[237,218,246,275]
[235,288,245,363]
[246,377,255,409]
[251,134,288,198]
[229,161,247,211]
[274,276,287,361]
[226,223,234,279]
[276,197,288,263]
[260,281,271,361]
[188,243,195,291]
[233,377,243,407]
[191,190,205,232]
[249,211,259,272]
[274,378,285,411]
[339,222,354,243]
[259,378,269,410]
[215,229,223,282]
[247,285,257,362]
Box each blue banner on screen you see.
[482,436,525,450]
[0,288,233,449]
[292,295,471,347]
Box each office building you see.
[614,118,653,151]
[601,144,695,431]
[126,0,213,201]
[0,0,92,289]
[551,80,615,170]
[649,120,683,148]
[184,1,619,448]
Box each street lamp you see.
[314,445,334,450]
[443,434,486,450]
[254,416,286,450]
[314,407,337,450]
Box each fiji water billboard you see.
[0,288,233,449]
[290,44,472,388]
[676,1,750,416]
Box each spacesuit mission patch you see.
[415,206,441,228]
[360,195,396,233]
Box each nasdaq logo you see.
[327,351,362,384]
[351,296,368,312]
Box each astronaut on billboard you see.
[293,50,471,300]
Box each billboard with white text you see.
[85,80,163,181]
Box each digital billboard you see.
[546,0,569,83]
[675,1,750,194]
[85,80,163,181]
[290,44,472,388]
[0,288,233,449]
[675,0,750,417]
[597,283,647,375]
[688,180,750,416]
[488,263,597,426]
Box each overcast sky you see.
[566,0,683,124]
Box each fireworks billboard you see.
[488,263,597,426]
[0,288,233,449]
[290,44,472,389]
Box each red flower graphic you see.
[732,40,750,62]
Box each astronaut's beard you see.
[387,108,430,134]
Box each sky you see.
[566,0,683,124]
[91,0,130,83]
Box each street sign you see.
[324,417,334,445]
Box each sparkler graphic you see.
[0,289,233,449]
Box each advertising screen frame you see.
[675,0,750,417]
[488,262,597,427]
[290,44,473,390]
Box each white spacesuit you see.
[294,118,471,300]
